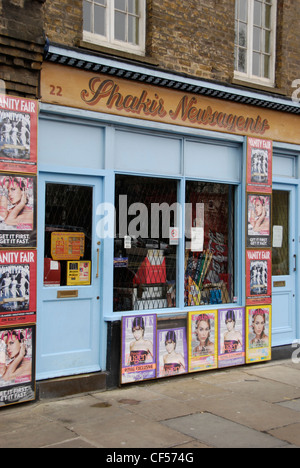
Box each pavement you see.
[0,358,300,449]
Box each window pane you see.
[128,14,139,44]
[44,184,93,287]
[253,51,261,76]
[272,191,289,276]
[185,182,235,307]
[239,0,248,22]
[239,22,247,47]
[264,29,270,53]
[83,1,92,32]
[115,11,126,41]
[238,47,247,73]
[114,176,178,312]
[94,4,106,36]
[263,54,270,78]
[253,26,261,51]
[115,0,126,12]
[128,0,139,14]
[264,3,272,28]
[254,0,262,26]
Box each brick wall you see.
[42,0,300,99]
[0,0,45,99]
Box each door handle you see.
[294,254,297,272]
[96,248,100,278]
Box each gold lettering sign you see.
[41,63,300,145]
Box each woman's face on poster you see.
[196,320,210,342]
[8,182,23,205]
[253,315,265,336]
[6,335,21,360]
[165,340,175,354]
[132,326,143,341]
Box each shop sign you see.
[41,63,300,145]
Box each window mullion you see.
[248,0,254,77]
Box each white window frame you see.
[234,0,277,87]
[83,0,146,56]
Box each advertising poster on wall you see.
[246,249,272,306]
[188,311,218,373]
[0,325,36,407]
[157,327,188,378]
[0,250,37,326]
[246,306,272,363]
[247,194,271,248]
[0,173,37,248]
[121,314,157,384]
[0,94,38,174]
[218,308,245,368]
[246,137,273,194]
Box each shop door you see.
[272,184,297,347]
[36,173,102,380]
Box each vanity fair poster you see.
[246,306,272,363]
[0,174,37,248]
[246,138,272,194]
[0,94,37,174]
[0,325,36,407]
[157,327,188,378]
[121,314,157,384]
[246,249,272,305]
[247,194,271,248]
[0,250,36,326]
[188,311,218,373]
[218,308,245,368]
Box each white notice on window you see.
[273,225,283,248]
[191,227,204,252]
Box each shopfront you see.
[35,49,300,387]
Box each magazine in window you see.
[157,327,188,378]
[0,325,36,407]
[188,310,218,373]
[121,314,157,384]
[246,249,272,306]
[247,194,271,248]
[218,307,245,368]
[246,306,272,363]
[0,174,37,248]
[246,138,272,194]
[0,250,37,325]
[0,95,37,174]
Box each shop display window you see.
[114,175,178,312]
[185,182,235,306]
[44,183,93,287]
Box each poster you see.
[157,327,188,378]
[188,311,218,373]
[246,137,273,193]
[218,308,245,368]
[0,325,36,407]
[0,173,37,248]
[0,250,36,326]
[246,306,272,363]
[247,194,271,248]
[121,314,157,384]
[0,94,37,174]
[246,250,272,306]
[51,232,85,261]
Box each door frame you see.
[272,181,298,347]
[36,168,108,380]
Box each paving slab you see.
[246,364,300,388]
[268,423,300,447]
[163,413,288,448]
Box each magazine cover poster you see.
[246,249,272,306]
[218,308,245,368]
[0,250,37,325]
[0,173,37,248]
[0,325,36,407]
[188,311,218,373]
[0,94,37,174]
[121,314,157,384]
[247,194,271,248]
[246,306,272,364]
[157,327,188,378]
[246,137,273,193]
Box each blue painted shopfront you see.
[36,97,300,382]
